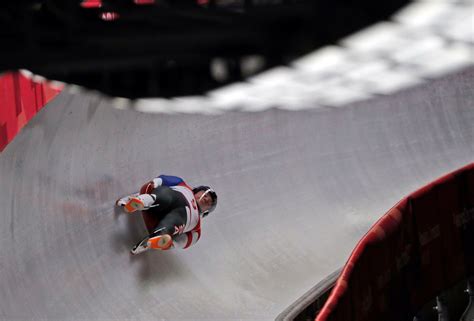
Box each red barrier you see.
[316,163,474,321]
[409,183,446,308]
[0,72,62,152]
[435,174,466,288]
[460,165,474,275]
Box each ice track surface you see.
[1,68,473,320]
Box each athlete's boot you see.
[116,193,139,207]
[147,234,173,250]
[130,228,172,255]
[131,236,150,255]
[119,194,156,213]
[124,197,145,213]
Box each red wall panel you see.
[408,186,446,308]
[0,72,62,152]
[437,174,466,287]
[459,165,474,275]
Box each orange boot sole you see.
[124,197,145,213]
[147,234,173,250]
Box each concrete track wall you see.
[0,68,473,320]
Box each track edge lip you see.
[275,267,343,321]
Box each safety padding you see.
[460,164,474,276]
[408,183,447,308]
[0,72,62,152]
[436,174,467,288]
[317,163,474,321]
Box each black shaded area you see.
[0,0,409,98]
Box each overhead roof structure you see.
[0,67,473,319]
[1,0,409,98]
[131,0,473,112]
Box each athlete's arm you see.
[140,175,186,194]
[152,175,185,188]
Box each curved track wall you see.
[0,68,473,319]
[317,163,474,321]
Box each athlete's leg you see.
[116,193,139,207]
[147,208,187,250]
[116,180,155,208]
[116,189,153,213]
[119,186,174,214]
